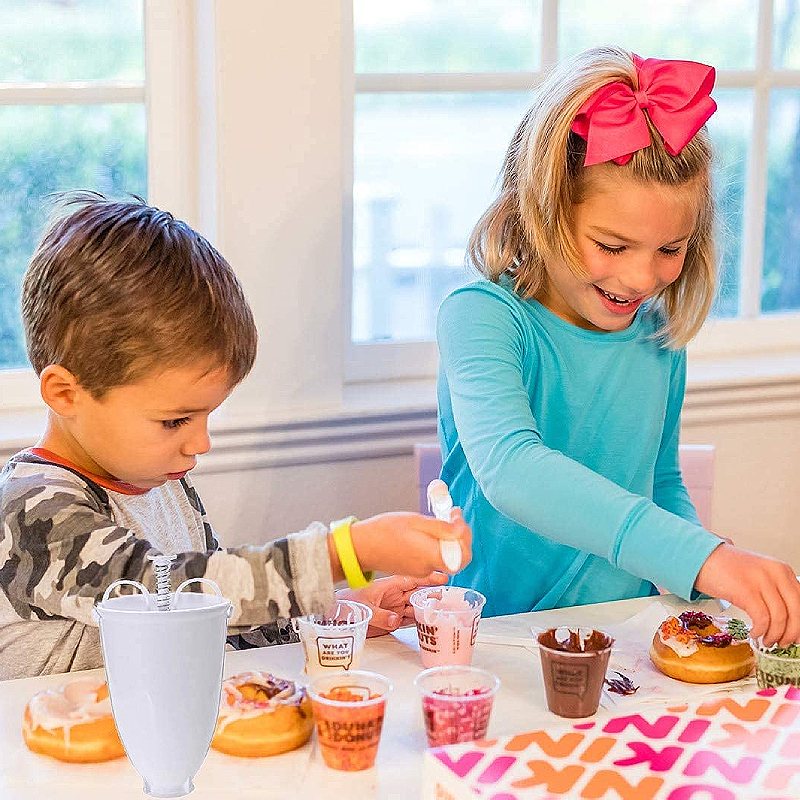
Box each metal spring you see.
[148,554,176,611]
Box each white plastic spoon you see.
[427,478,462,573]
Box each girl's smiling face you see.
[536,165,701,332]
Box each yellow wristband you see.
[330,516,373,589]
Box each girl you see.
[437,46,800,647]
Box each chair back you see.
[676,443,715,529]
[413,442,715,528]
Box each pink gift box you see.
[422,685,800,799]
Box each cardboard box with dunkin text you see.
[422,685,800,799]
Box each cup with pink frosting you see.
[409,586,486,668]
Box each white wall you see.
[683,420,800,562]
[191,455,416,546]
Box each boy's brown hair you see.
[22,191,257,397]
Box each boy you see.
[0,192,470,680]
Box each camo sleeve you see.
[0,460,335,629]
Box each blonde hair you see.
[22,192,257,397]
[468,46,716,347]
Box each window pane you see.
[762,90,800,313]
[0,0,144,82]
[354,1,540,73]
[709,90,752,318]
[775,0,800,68]
[352,92,530,342]
[559,0,758,70]
[0,105,147,370]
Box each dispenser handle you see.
[94,580,153,621]
[101,579,151,604]
[174,577,222,597]
[173,578,232,618]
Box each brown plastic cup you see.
[537,628,613,718]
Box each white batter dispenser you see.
[94,563,231,798]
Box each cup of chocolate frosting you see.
[537,627,614,718]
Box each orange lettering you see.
[511,760,584,792]
[581,737,616,763]
[581,771,664,799]
[504,731,584,757]
[694,697,770,722]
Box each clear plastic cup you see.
[409,586,486,668]
[537,627,613,718]
[297,599,372,675]
[307,670,391,771]
[754,641,800,689]
[414,665,500,747]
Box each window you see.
[350,1,800,376]
[0,0,146,377]
[2,4,798,435]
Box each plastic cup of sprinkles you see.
[414,665,500,748]
[753,640,800,689]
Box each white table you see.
[0,594,707,800]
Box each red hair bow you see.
[571,54,717,166]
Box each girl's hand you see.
[694,543,800,646]
[336,572,448,637]
[349,510,472,579]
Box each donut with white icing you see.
[211,671,313,757]
[649,611,754,684]
[22,677,125,763]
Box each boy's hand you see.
[694,543,800,646]
[336,572,448,637]
[349,510,472,579]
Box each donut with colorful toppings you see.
[649,611,754,683]
[211,672,313,757]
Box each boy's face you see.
[538,165,700,332]
[67,364,235,489]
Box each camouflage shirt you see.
[0,450,334,679]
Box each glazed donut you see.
[22,676,125,763]
[211,671,313,757]
[650,611,754,684]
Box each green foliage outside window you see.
[0,105,146,369]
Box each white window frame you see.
[0,0,200,414]
[345,0,800,384]
[2,1,799,444]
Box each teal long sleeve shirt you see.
[436,278,722,618]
